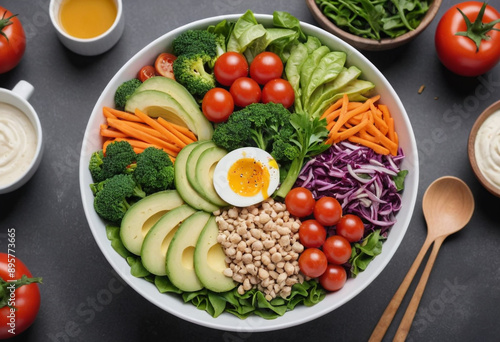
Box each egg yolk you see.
[227,158,270,198]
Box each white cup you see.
[49,0,125,56]
[0,81,44,194]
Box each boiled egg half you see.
[213,147,280,207]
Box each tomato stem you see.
[0,11,18,42]
[455,2,500,52]
[0,275,43,309]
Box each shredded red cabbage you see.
[295,141,405,237]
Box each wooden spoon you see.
[369,176,474,342]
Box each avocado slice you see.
[120,190,184,256]
[135,76,211,136]
[125,88,213,141]
[166,211,211,292]
[174,141,220,212]
[194,216,236,292]
[186,141,228,207]
[141,204,196,276]
[195,146,228,207]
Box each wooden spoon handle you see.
[392,235,446,342]
[368,237,434,342]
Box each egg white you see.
[213,147,280,207]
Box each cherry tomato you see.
[261,78,295,108]
[0,7,26,74]
[319,264,347,292]
[202,87,234,123]
[214,51,249,86]
[138,65,157,82]
[154,52,177,79]
[0,253,41,338]
[229,77,261,107]
[435,1,500,76]
[285,187,315,218]
[313,196,342,226]
[322,235,352,265]
[249,51,283,85]
[336,214,365,242]
[299,220,326,248]
[298,248,328,278]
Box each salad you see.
[86,10,407,319]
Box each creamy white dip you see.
[475,109,500,190]
[0,102,38,186]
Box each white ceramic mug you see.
[0,81,44,194]
[49,0,125,56]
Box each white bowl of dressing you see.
[49,0,124,56]
[468,99,500,197]
[0,80,43,194]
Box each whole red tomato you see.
[202,87,234,123]
[435,1,500,77]
[0,253,42,338]
[214,51,248,87]
[229,77,261,107]
[285,187,315,218]
[261,78,295,109]
[0,7,26,74]
[313,196,342,227]
[298,248,328,278]
[319,264,347,292]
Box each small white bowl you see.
[0,81,44,194]
[468,100,500,197]
[49,0,125,56]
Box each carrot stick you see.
[114,137,165,151]
[325,102,365,123]
[156,118,195,145]
[100,128,128,138]
[332,119,370,144]
[157,117,197,142]
[348,136,390,155]
[365,124,398,156]
[124,121,165,139]
[320,97,344,120]
[134,109,187,148]
[370,103,389,135]
[104,107,143,122]
[329,95,380,139]
[106,118,180,156]
[387,116,396,144]
[103,107,117,120]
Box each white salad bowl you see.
[79,14,419,332]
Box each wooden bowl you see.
[305,0,442,51]
[468,100,500,198]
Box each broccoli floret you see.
[212,102,298,163]
[114,78,142,110]
[134,147,175,194]
[172,29,223,57]
[272,138,299,162]
[173,53,216,97]
[211,112,252,151]
[93,174,145,224]
[89,141,136,182]
[89,150,104,182]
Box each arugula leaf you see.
[393,169,409,191]
[349,230,384,277]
